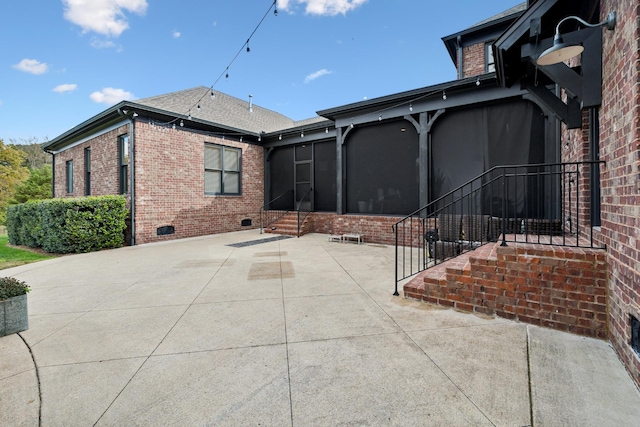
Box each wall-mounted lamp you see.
[537,12,616,66]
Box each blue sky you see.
[1,0,521,143]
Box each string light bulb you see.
[240,136,243,142]
[188,112,192,120]
[279,134,282,140]
[301,131,304,138]
[442,91,447,100]
[197,103,201,111]
[378,115,382,121]
[325,127,329,134]
[246,40,250,53]
[350,122,354,129]
[211,90,215,99]
[172,123,176,130]
[476,77,480,86]
[274,0,278,16]
[409,103,413,112]
[180,120,184,127]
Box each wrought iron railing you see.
[260,190,293,233]
[392,161,605,295]
[297,188,313,237]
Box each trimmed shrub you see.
[6,196,128,254]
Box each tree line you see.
[0,137,52,225]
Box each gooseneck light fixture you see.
[537,12,616,66]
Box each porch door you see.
[295,145,313,211]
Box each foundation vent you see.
[631,315,640,356]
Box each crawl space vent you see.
[631,315,640,356]
[157,226,175,236]
[241,219,252,227]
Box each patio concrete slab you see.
[408,323,531,426]
[1,230,639,426]
[0,369,39,427]
[288,333,493,426]
[529,325,640,426]
[39,357,145,426]
[18,312,85,346]
[154,299,286,354]
[32,305,187,366]
[282,270,363,298]
[27,282,134,315]
[194,275,283,303]
[285,292,401,342]
[95,346,291,426]
[0,333,33,379]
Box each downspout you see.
[117,108,136,246]
[43,149,55,197]
[457,35,463,79]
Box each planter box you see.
[0,294,28,337]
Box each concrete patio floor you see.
[1,230,639,426]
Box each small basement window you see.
[631,315,640,357]
[157,226,175,236]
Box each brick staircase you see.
[404,240,608,338]
[263,212,312,237]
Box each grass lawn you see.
[0,235,55,270]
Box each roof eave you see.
[317,74,496,120]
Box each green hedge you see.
[6,196,128,254]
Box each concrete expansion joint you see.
[18,332,42,427]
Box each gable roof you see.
[441,2,526,65]
[135,86,296,134]
[44,86,329,151]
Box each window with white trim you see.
[485,42,495,73]
[204,143,241,195]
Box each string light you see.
[301,131,304,137]
[476,77,480,86]
[172,123,176,130]
[409,103,413,112]
[378,115,382,121]
[154,0,278,129]
[279,134,282,140]
[442,90,447,100]
[325,127,329,133]
[180,120,184,127]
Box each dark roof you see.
[44,87,328,151]
[441,2,526,65]
[135,87,297,134]
[471,3,527,28]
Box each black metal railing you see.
[392,161,605,295]
[297,188,313,237]
[260,190,293,233]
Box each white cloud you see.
[278,0,367,16]
[304,69,332,83]
[172,31,181,38]
[53,84,78,94]
[90,87,134,105]
[91,38,118,49]
[62,0,148,37]
[13,59,48,75]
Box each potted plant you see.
[0,277,30,337]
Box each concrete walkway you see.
[1,230,639,426]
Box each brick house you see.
[43,0,640,387]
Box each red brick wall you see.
[52,121,263,244]
[132,122,263,244]
[462,43,486,78]
[405,242,608,338]
[311,213,400,245]
[53,124,129,198]
[599,0,640,386]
